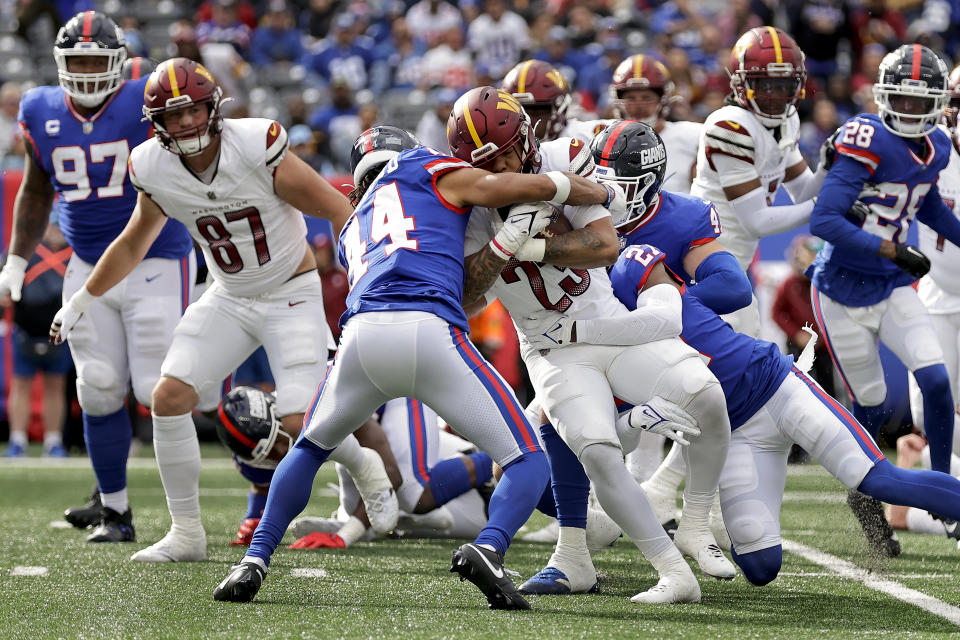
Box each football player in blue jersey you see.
[213,124,624,609]
[809,44,960,556]
[0,11,195,543]
[604,244,960,585]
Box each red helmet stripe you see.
[131,58,142,79]
[364,131,373,153]
[599,120,633,166]
[912,44,922,81]
[217,404,257,450]
[81,10,95,42]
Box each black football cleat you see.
[214,561,267,602]
[64,487,102,529]
[450,543,530,610]
[86,507,135,543]
[928,512,960,541]
[847,490,900,557]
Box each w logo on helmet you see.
[546,70,567,90]
[496,90,522,113]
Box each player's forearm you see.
[540,225,619,267]
[732,188,814,238]
[783,166,826,203]
[9,190,54,259]
[463,245,508,308]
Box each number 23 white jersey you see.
[129,118,307,297]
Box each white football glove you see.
[601,182,627,218]
[489,201,556,260]
[49,286,96,345]
[0,254,28,302]
[627,396,700,446]
[517,308,574,350]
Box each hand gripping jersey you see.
[618,190,721,284]
[691,104,803,269]
[809,113,952,307]
[609,244,792,428]
[338,146,475,331]
[465,138,632,336]
[18,77,192,264]
[129,118,306,298]
[916,126,960,305]
[563,118,701,194]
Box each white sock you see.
[152,412,203,533]
[9,430,27,447]
[327,434,364,475]
[679,488,715,529]
[241,555,268,572]
[43,432,62,449]
[337,516,368,546]
[646,543,689,576]
[551,526,590,566]
[580,443,675,562]
[101,488,129,514]
[646,439,687,494]
[625,431,666,483]
[906,506,948,535]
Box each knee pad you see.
[731,545,782,586]
[76,361,125,416]
[853,381,887,408]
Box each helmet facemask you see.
[146,90,224,156]
[55,46,126,108]
[737,71,804,127]
[243,398,291,470]
[593,165,662,230]
[874,82,948,138]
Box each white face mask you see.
[173,130,213,156]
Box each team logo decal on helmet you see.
[729,26,807,128]
[447,86,541,172]
[54,11,127,108]
[590,120,667,231]
[502,60,572,141]
[873,44,949,138]
[216,386,290,469]
[143,57,226,156]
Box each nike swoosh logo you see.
[467,544,504,579]
[288,300,306,307]
[145,274,162,282]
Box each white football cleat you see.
[640,480,680,526]
[130,526,207,562]
[352,447,399,534]
[709,498,731,551]
[521,518,559,543]
[585,507,621,554]
[673,525,736,580]
[630,569,701,604]
[519,544,598,594]
[289,515,378,542]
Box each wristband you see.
[601,184,616,209]
[488,237,514,261]
[69,285,97,314]
[545,171,571,203]
[513,238,546,262]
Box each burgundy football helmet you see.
[447,86,540,173]
[729,26,807,127]
[609,54,675,125]
[501,60,572,141]
[143,57,226,156]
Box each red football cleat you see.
[229,517,261,546]
[288,532,346,549]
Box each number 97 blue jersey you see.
[17,77,192,264]
[338,147,475,331]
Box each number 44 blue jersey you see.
[18,77,192,264]
[809,112,955,306]
[338,147,474,331]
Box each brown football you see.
[538,208,573,239]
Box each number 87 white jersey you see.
[129,118,308,297]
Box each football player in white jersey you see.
[449,86,734,604]
[690,27,826,338]
[49,58,400,563]
[908,64,960,453]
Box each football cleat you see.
[519,563,598,595]
[521,518,559,544]
[450,543,530,610]
[229,517,260,547]
[288,532,346,549]
[86,507,135,543]
[673,525,736,580]
[64,486,103,529]
[4,442,26,457]
[213,560,266,603]
[630,569,701,604]
[847,490,901,557]
[352,447,399,534]
[43,443,68,458]
[130,526,207,562]
[290,516,345,538]
[929,512,960,542]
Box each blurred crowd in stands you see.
[1,0,958,175]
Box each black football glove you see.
[892,244,931,279]
[846,200,871,223]
[818,126,843,172]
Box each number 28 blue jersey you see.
[610,244,792,429]
[809,113,953,306]
[338,147,474,331]
[18,78,192,264]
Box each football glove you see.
[601,181,627,215]
[516,308,574,349]
[892,244,931,279]
[49,285,96,345]
[489,201,556,260]
[0,254,27,302]
[288,532,347,549]
[627,396,701,446]
[846,200,871,224]
[818,125,842,172]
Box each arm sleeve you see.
[728,184,814,237]
[686,251,753,314]
[575,283,682,345]
[782,165,827,203]
[916,182,960,248]
[808,154,884,255]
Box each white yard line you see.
[782,539,960,626]
[11,566,48,577]
[290,568,328,578]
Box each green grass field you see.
[2,447,960,639]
